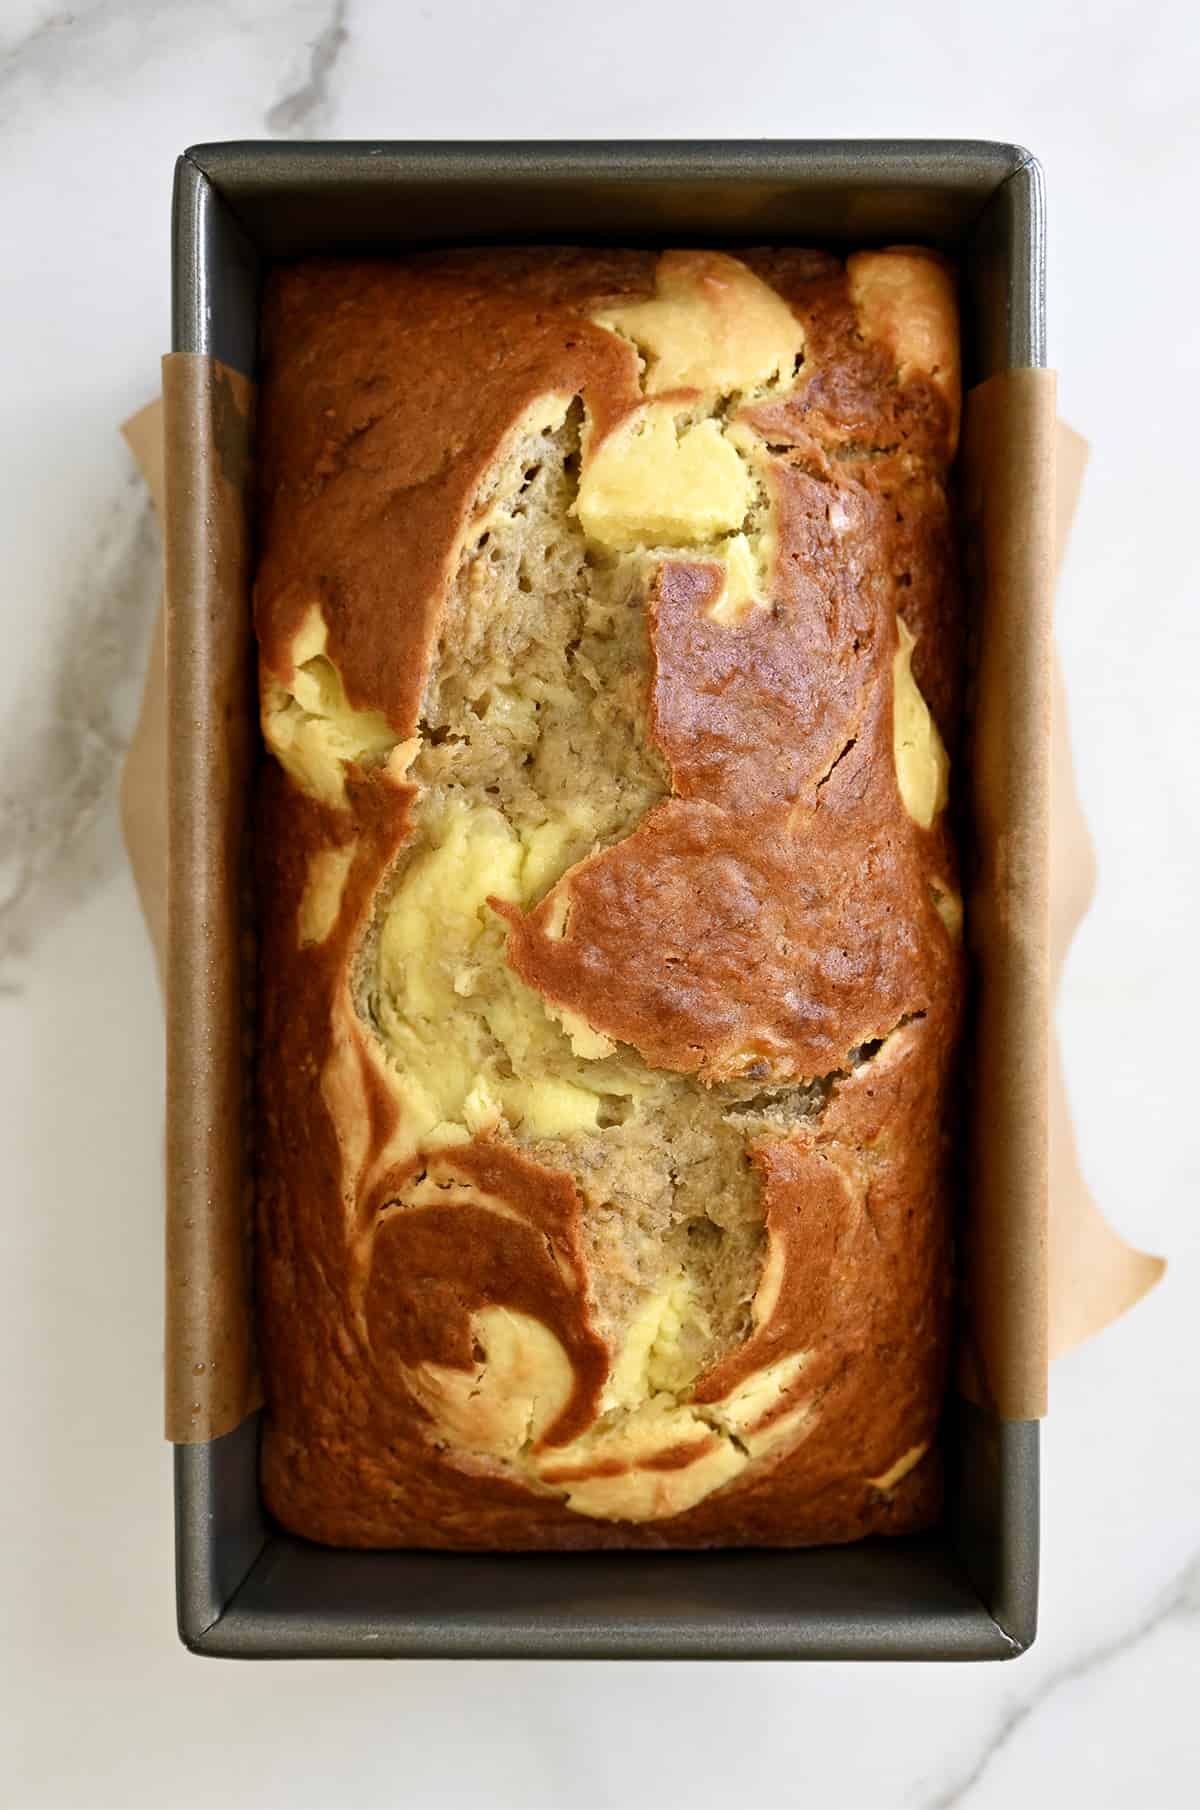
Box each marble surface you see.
[3,2,1198,1805]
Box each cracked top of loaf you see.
[253,245,964,1548]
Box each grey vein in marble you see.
[927,1551,1200,1808]
[0,6,74,69]
[0,460,160,987]
[265,0,348,135]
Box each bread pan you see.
[169,140,1045,1660]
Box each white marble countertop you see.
[3,1,1198,1805]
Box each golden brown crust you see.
[499,543,958,1086]
[254,247,963,1550]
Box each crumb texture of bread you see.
[253,245,963,1548]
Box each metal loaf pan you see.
[171,139,1045,1660]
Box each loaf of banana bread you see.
[253,245,963,1548]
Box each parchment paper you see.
[1045,425,1166,1356]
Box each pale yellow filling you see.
[706,532,768,625]
[601,1273,712,1411]
[701,1351,813,1458]
[867,1439,930,1493]
[393,1237,817,1521]
[577,408,753,552]
[298,844,356,946]
[405,1306,576,1461]
[929,874,964,939]
[594,250,804,400]
[542,1400,746,1522]
[893,620,950,829]
[261,608,398,808]
[373,794,655,1150]
[582,252,800,617]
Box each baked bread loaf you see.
[253,246,963,1549]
